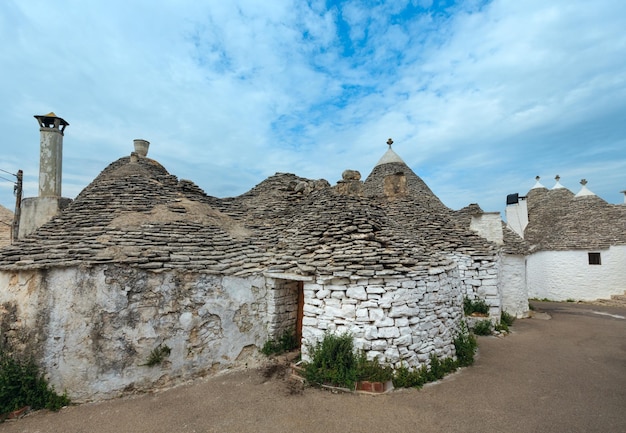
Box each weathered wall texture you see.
[499,254,528,317]
[300,264,464,369]
[0,266,270,401]
[526,246,626,301]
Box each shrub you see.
[0,349,70,416]
[473,319,493,336]
[453,323,477,367]
[304,332,358,388]
[355,353,393,383]
[463,298,490,316]
[500,311,515,327]
[392,365,428,388]
[494,321,509,332]
[261,329,298,356]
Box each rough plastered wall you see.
[526,246,626,301]
[300,263,464,369]
[449,252,501,319]
[498,254,528,317]
[0,265,270,402]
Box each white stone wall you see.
[470,212,504,245]
[526,246,626,301]
[499,254,528,317]
[0,266,270,401]
[300,264,464,369]
[448,252,501,319]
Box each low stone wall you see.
[0,266,270,401]
[300,263,464,369]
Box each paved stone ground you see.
[3,301,625,433]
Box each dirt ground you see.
[2,301,625,433]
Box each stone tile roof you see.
[0,155,459,278]
[525,187,626,251]
[362,161,497,257]
[454,203,529,255]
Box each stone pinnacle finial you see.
[535,176,540,181]
[555,175,560,182]
[580,179,587,186]
[387,138,393,148]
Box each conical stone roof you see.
[0,153,455,278]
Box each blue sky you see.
[1,0,625,222]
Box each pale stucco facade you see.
[526,246,626,301]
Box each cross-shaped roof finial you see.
[387,138,393,148]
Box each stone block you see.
[394,334,412,346]
[369,308,385,322]
[364,325,378,340]
[384,347,401,363]
[346,286,368,300]
[377,327,400,339]
[315,289,330,299]
[374,317,394,328]
[394,317,409,327]
[366,285,386,294]
[371,340,387,351]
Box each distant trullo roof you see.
[524,179,626,251]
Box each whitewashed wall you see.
[526,246,626,301]
[499,254,528,317]
[0,266,270,402]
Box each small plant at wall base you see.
[500,311,515,327]
[304,331,476,391]
[261,329,298,356]
[463,298,490,316]
[0,348,70,418]
[304,332,358,389]
[142,344,171,367]
[355,353,393,383]
[453,322,477,367]
[473,319,493,336]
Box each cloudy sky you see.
[1,0,625,222]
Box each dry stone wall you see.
[449,252,501,319]
[300,263,464,368]
[0,265,270,401]
[266,278,300,338]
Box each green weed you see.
[463,298,490,316]
[261,329,298,356]
[473,319,493,336]
[0,348,70,416]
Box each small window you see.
[588,252,601,265]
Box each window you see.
[588,252,601,265]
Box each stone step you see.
[594,299,626,308]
